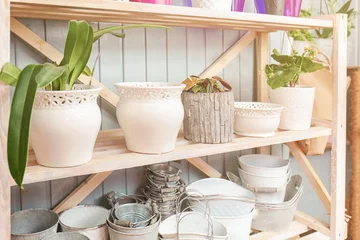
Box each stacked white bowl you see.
[238,154,291,204]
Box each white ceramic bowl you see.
[238,154,290,176]
[234,102,283,137]
[238,167,290,190]
[159,212,228,239]
[186,178,255,217]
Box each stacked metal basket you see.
[143,163,185,219]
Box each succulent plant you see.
[183,76,232,93]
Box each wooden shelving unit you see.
[0,0,348,239]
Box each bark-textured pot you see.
[255,0,286,15]
[11,209,59,240]
[30,85,102,167]
[114,82,185,154]
[182,91,234,143]
[269,86,315,130]
[191,0,232,11]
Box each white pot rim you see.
[37,85,102,94]
[114,82,185,90]
[277,85,315,90]
[234,102,283,111]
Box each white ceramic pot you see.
[30,85,101,168]
[114,82,185,154]
[269,86,315,130]
[191,0,232,11]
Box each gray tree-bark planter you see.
[182,91,234,144]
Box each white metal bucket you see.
[238,154,290,176]
[252,175,304,232]
[59,205,109,240]
[42,232,90,240]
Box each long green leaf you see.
[8,64,42,188]
[61,21,79,66]
[35,63,69,88]
[68,25,94,89]
[68,21,90,71]
[0,63,21,87]
[93,24,171,42]
[337,0,352,14]
[82,65,91,76]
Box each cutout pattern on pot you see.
[34,86,101,108]
[234,102,283,117]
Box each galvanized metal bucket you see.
[59,205,109,240]
[11,209,59,240]
[41,232,90,240]
[107,220,160,240]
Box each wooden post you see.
[256,32,270,154]
[331,14,348,240]
[0,0,11,238]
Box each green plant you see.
[289,9,316,42]
[316,0,357,38]
[265,48,325,89]
[0,20,170,188]
[183,76,232,93]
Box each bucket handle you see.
[239,167,292,193]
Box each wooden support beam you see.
[0,0,11,238]
[200,31,256,78]
[294,211,330,237]
[53,171,112,213]
[187,157,223,178]
[256,32,270,155]
[287,142,331,213]
[331,14,348,240]
[10,17,119,107]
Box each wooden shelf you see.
[16,126,331,186]
[11,0,333,31]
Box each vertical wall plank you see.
[44,20,78,208]
[187,27,207,182]
[123,26,147,194]
[15,19,51,210]
[0,0,11,237]
[146,28,167,82]
[99,22,127,198]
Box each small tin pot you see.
[11,209,59,240]
[59,205,109,240]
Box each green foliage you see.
[187,76,232,93]
[0,20,170,188]
[316,0,357,38]
[265,48,324,90]
[289,9,315,42]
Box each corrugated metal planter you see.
[41,232,90,240]
[59,205,109,240]
[182,91,234,144]
[11,209,59,240]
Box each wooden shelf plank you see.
[10,0,333,31]
[15,126,331,186]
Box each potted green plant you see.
[182,76,234,144]
[0,20,168,188]
[290,0,357,62]
[265,48,325,131]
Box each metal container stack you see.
[143,163,185,219]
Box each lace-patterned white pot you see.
[114,82,185,154]
[191,0,232,11]
[269,86,315,131]
[234,102,283,137]
[30,84,102,167]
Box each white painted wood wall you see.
[9,0,359,222]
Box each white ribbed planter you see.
[30,85,102,168]
[269,86,315,131]
[114,82,185,154]
[191,0,232,11]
